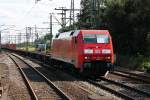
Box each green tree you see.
[103,0,150,55]
[44,33,53,49]
[79,0,106,29]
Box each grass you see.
[17,47,36,52]
[140,57,150,70]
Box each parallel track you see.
[84,74,150,100]
[9,54,71,100]
[98,76,150,94]
[65,70,150,99]
[86,78,135,100]
[112,70,150,83]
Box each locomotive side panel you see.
[51,31,77,65]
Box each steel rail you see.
[115,69,150,80]
[115,69,150,79]
[86,79,135,100]
[111,71,150,84]
[9,55,39,100]
[11,54,71,100]
[98,76,150,96]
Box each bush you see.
[116,54,150,70]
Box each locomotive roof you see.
[55,30,109,39]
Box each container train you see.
[51,30,114,75]
[2,30,114,76]
[2,43,16,50]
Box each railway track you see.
[64,70,150,100]
[9,53,102,100]
[111,70,150,83]
[36,62,150,100]
[9,54,71,100]
[9,52,150,100]
[63,69,150,100]
[95,75,150,99]
[87,68,150,100]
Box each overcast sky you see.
[0,0,81,42]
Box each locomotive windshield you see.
[83,34,109,44]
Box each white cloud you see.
[0,9,16,18]
[0,0,81,43]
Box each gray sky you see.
[0,0,81,42]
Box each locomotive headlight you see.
[84,49,93,54]
[102,49,111,54]
[84,56,90,59]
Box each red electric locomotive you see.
[51,30,114,75]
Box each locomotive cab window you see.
[83,34,109,44]
[83,34,97,43]
[97,34,109,43]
